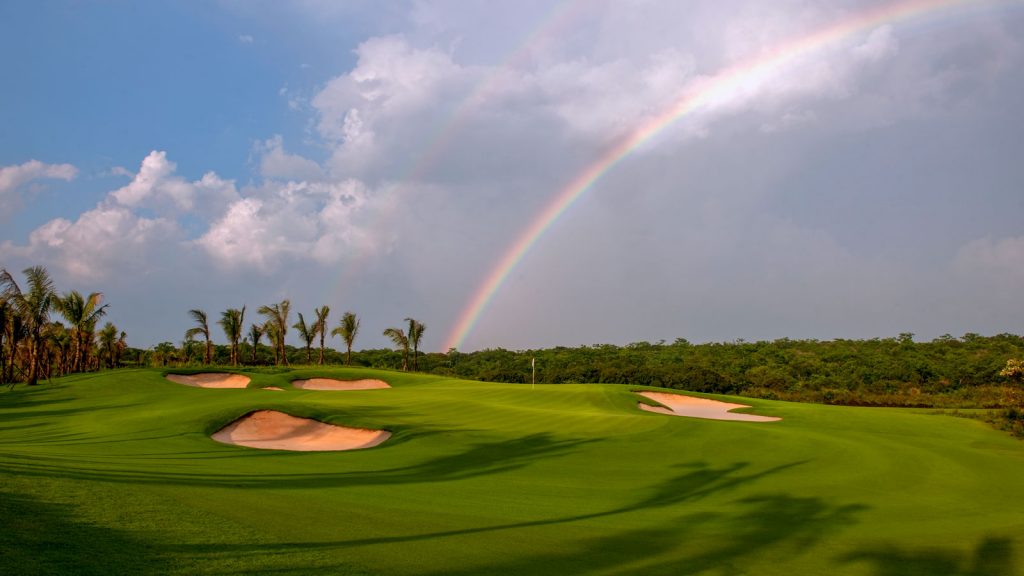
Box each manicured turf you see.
[2,367,1022,575]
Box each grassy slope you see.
[1,367,1022,575]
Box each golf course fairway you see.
[2,367,1022,575]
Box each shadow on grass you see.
[0,489,169,576]
[842,536,1015,576]
[0,432,598,490]
[153,459,859,576]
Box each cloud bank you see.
[3,1,1023,351]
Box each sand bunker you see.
[292,378,391,391]
[262,387,284,391]
[166,373,251,388]
[212,410,390,451]
[637,391,781,422]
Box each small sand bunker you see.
[262,387,284,391]
[166,373,251,389]
[212,410,390,451]
[292,378,390,391]
[637,391,781,422]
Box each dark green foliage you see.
[429,334,1024,409]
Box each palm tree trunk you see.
[346,345,352,366]
[80,335,89,372]
[27,338,40,386]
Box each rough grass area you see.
[2,368,1023,575]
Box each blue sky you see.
[2,0,1023,351]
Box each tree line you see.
[0,265,127,386]
[416,334,1024,410]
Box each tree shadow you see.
[151,458,852,576]
[0,489,169,575]
[0,432,598,490]
[842,536,1016,576]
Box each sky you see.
[2,0,1023,352]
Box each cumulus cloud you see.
[254,135,324,181]
[308,4,977,191]
[196,178,391,271]
[107,166,133,177]
[1,205,180,282]
[111,151,239,215]
[3,152,236,283]
[0,160,77,218]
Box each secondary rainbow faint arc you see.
[443,0,1014,351]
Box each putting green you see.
[1,367,1022,575]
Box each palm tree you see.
[59,290,107,373]
[180,336,196,365]
[258,300,290,366]
[263,321,280,365]
[314,305,330,365]
[2,305,24,384]
[0,266,59,386]
[0,299,10,384]
[115,331,127,368]
[405,317,426,371]
[45,322,72,377]
[248,323,264,365]
[293,313,316,364]
[218,306,246,366]
[98,322,118,369]
[185,309,212,364]
[383,326,410,371]
[331,311,360,366]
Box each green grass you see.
[2,367,1023,575]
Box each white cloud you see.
[0,160,77,218]
[254,135,324,180]
[3,147,395,288]
[196,178,392,271]
[1,205,180,282]
[111,151,239,215]
[110,151,178,206]
[0,160,77,192]
[313,36,463,144]
[238,34,254,44]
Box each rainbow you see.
[443,0,1019,351]
[324,1,585,308]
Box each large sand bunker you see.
[637,391,781,422]
[212,410,390,451]
[292,378,390,391]
[166,373,251,388]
